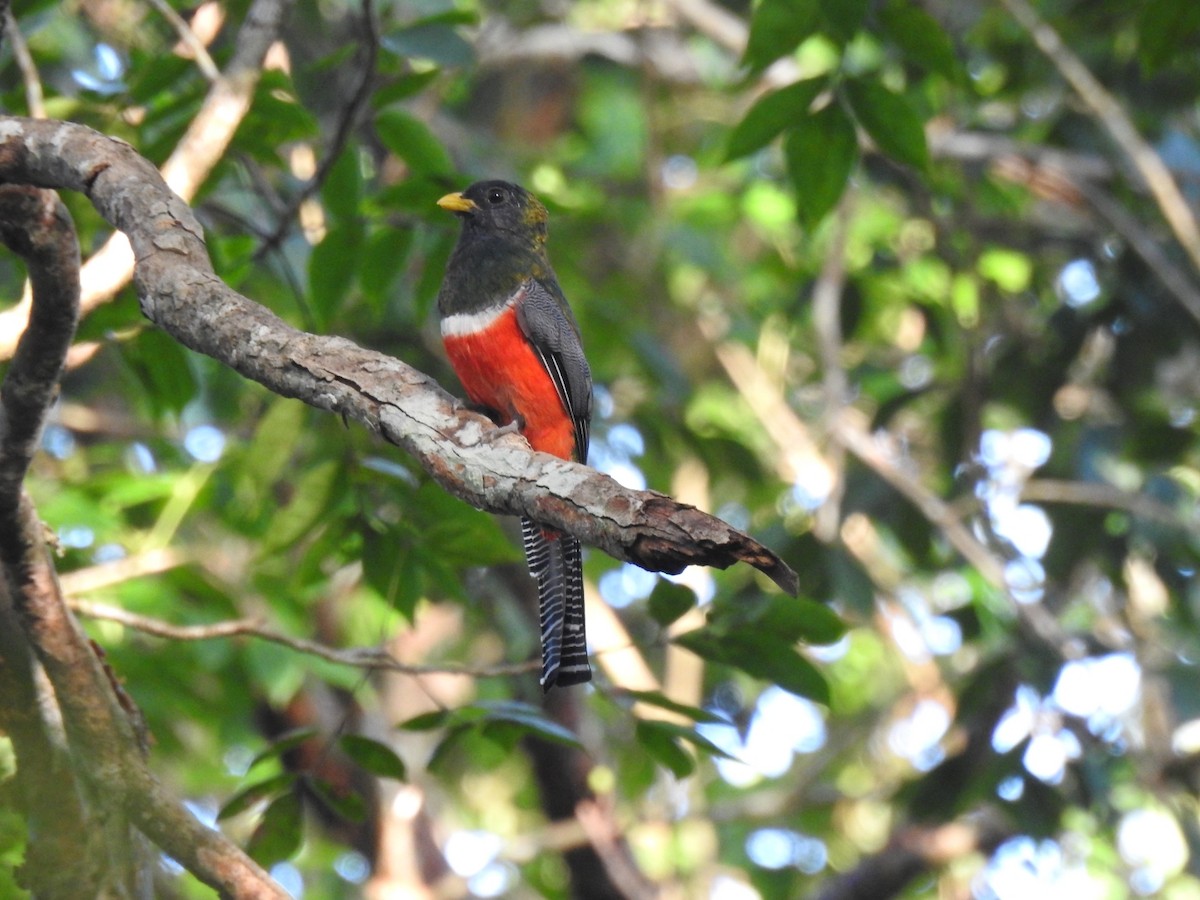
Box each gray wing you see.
[516,279,593,460]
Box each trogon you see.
[435,180,593,691]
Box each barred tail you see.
[522,517,590,691]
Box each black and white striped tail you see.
[522,517,590,691]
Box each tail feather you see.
[522,518,590,690]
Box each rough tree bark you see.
[0,115,799,594]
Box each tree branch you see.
[999,0,1200,284]
[0,115,798,594]
[69,597,540,678]
[937,129,1200,327]
[0,182,287,898]
[146,0,221,82]
[812,812,1011,900]
[1,6,45,118]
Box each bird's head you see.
[437,180,549,247]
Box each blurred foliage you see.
[2,0,1200,896]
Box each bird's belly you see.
[442,307,577,461]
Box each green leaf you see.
[244,398,307,499]
[339,734,407,781]
[321,147,362,224]
[473,701,582,748]
[641,720,735,760]
[360,226,414,308]
[375,109,454,177]
[725,77,825,161]
[397,710,451,731]
[119,327,197,417]
[742,0,819,72]
[878,0,963,82]
[372,70,441,108]
[383,25,473,68]
[674,629,831,704]
[755,595,847,645]
[673,628,739,667]
[399,702,581,749]
[636,720,695,778]
[363,526,421,621]
[381,9,477,67]
[784,102,859,228]
[819,0,868,41]
[425,724,473,774]
[247,728,319,770]
[617,690,726,723]
[307,776,368,823]
[843,79,929,171]
[309,224,362,327]
[828,548,875,617]
[977,247,1033,293]
[647,581,695,627]
[247,791,303,866]
[260,459,342,554]
[1138,0,1200,72]
[218,773,295,821]
[737,635,830,703]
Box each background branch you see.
[0,182,286,897]
[1000,0,1200,283]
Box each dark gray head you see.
[436,180,549,246]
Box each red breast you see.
[442,299,578,462]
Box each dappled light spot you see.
[974,837,1103,900]
[599,562,660,608]
[887,697,950,771]
[1118,808,1187,895]
[444,830,502,879]
[125,441,157,473]
[700,687,827,787]
[1056,258,1101,308]
[59,524,95,549]
[1052,653,1141,728]
[184,424,226,462]
[72,43,125,94]
[662,155,698,191]
[333,851,369,884]
[42,423,76,460]
[745,828,827,874]
[710,875,761,900]
[269,863,302,897]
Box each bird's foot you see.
[482,418,523,442]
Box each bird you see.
[435,180,593,691]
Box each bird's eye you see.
[486,188,507,205]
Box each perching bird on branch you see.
[436,180,593,691]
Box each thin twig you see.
[1000,0,1200,286]
[983,140,1200,325]
[3,7,45,118]
[253,0,378,261]
[145,0,220,81]
[831,414,1006,587]
[69,598,540,677]
[1020,478,1199,534]
[831,414,1071,653]
[811,195,852,541]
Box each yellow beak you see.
[437,192,477,213]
